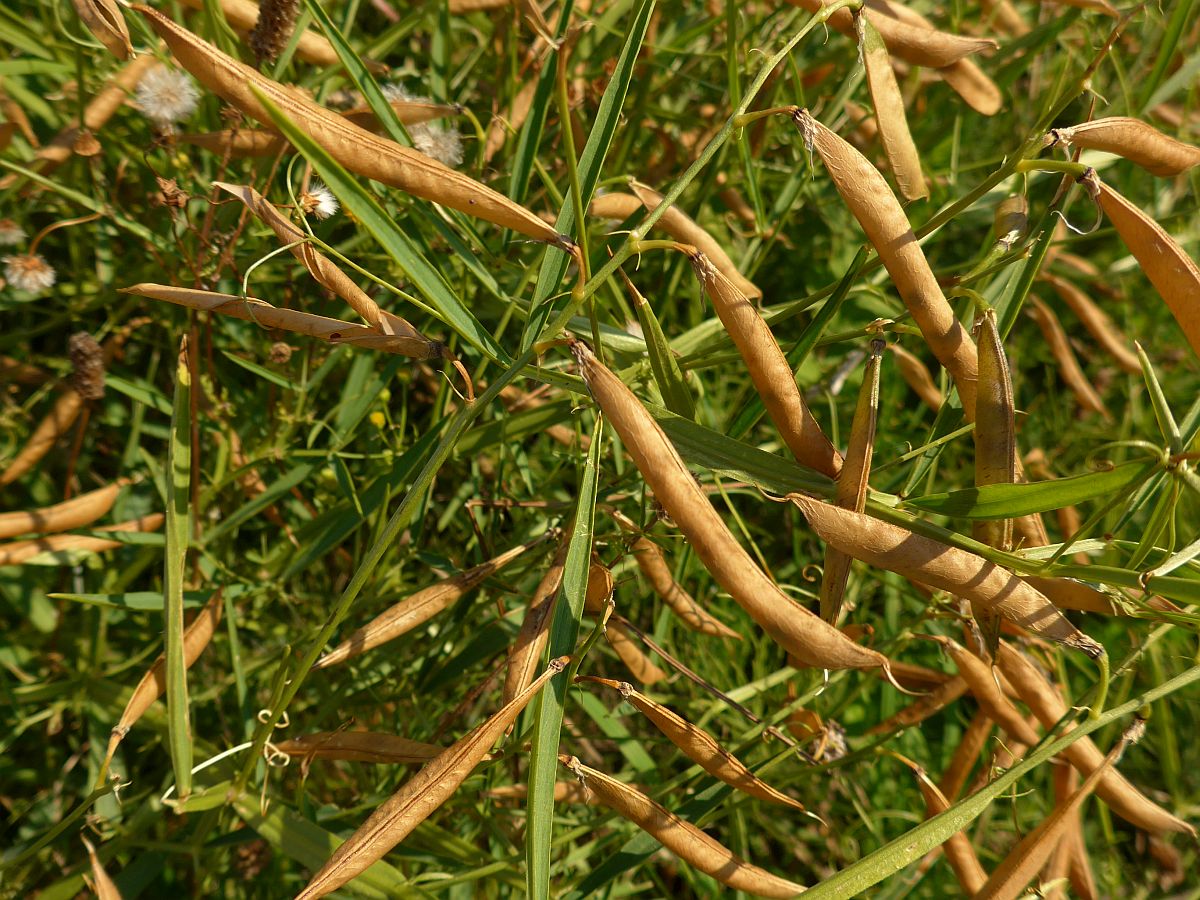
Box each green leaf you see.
[903,460,1157,519]
[624,273,695,419]
[46,589,225,611]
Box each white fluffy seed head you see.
[0,219,26,246]
[3,254,57,293]
[300,181,339,220]
[136,64,200,128]
[411,122,463,167]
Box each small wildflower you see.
[3,253,56,293]
[369,411,386,428]
[268,341,293,364]
[299,181,339,220]
[0,220,25,246]
[136,65,200,129]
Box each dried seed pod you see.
[102,584,220,773]
[857,12,928,201]
[936,637,1040,746]
[795,110,979,417]
[1026,296,1111,420]
[69,331,106,400]
[1048,117,1200,177]
[887,342,942,410]
[272,732,443,764]
[559,755,808,898]
[81,836,122,900]
[72,0,133,59]
[935,59,1003,116]
[821,341,882,622]
[867,674,968,734]
[0,478,131,540]
[938,709,994,802]
[0,356,51,385]
[589,189,761,299]
[791,497,1102,657]
[1027,576,1177,616]
[996,643,1194,835]
[296,660,567,900]
[907,761,988,893]
[570,340,891,673]
[503,538,569,703]
[120,284,446,360]
[485,781,595,803]
[316,536,547,668]
[0,392,85,487]
[1085,172,1200,359]
[580,675,806,811]
[1042,275,1139,374]
[134,5,569,249]
[629,536,740,639]
[994,195,1028,246]
[584,562,668,684]
[177,0,342,68]
[686,248,843,478]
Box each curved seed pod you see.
[580,675,806,811]
[1026,296,1111,420]
[0,478,131,539]
[1042,275,1139,374]
[906,761,988,893]
[81,836,122,900]
[297,660,568,900]
[73,0,133,59]
[995,643,1194,835]
[629,536,740,639]
[0,356,51,385]
[791,497,1102,657]
[589,189,761,299]
[821,341,882,622]
[687,248,843,478]
[102,584,220,772]
[1048,118,1200,178]
[887,343,942,410]
[340,100,462,130]
[938,709,994,802]
[272,732,443,764]
[214,182,430,343]
[120,284,446,360]
[1044,0,1120,15]
[786,0,996,67]
[1046,764,1095,900]
[867,674,968,734]
[936,637,1040,746]
[795,110,979,417]
[879,658,951,689]
[503,538,569,704]
[570,339,890,673]
[485,781,595,803]
[0,513,163,567]
[133,5,568,249]
[977,726,1133,900]
[980,0,1030,34]
[0,392,85,487]
[857,13,927,201]
[559,755,808,898]
[1026,576,1178,616]
[971,308,1015,652]
[485,76,538,163]
[583,562,668,684]
[1085,173,1200,358]
[316,535,548,668]
[449,0,509,10]
[177,0,343,68]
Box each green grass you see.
[1,0,1199,897]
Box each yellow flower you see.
[369,411,386,428]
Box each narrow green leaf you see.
[525,416,603,899]
[622,271,695,419]
[164,339,193,800]
[904,460,1157,518]
[1137,343,1182,456]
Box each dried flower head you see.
[136,64,200,128]
[248,0,299,66]
[299,181,339,220]
[69,332,106,400]
[381,82,464,168]
[0,219,25,246]
[3,253,56,293]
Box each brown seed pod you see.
[570,340,891,673]
[177,0,343,68]
[69,331,106,400]
[271,732,443,764]
[1047,117,1200,177]
[936,636,1040,747]
[938,709,994,802]
[1026,576,1178,617]
[795,109,979,417]
[1042,274,1139,374]
[72,0,133,59]
[0,513,163,566]
[996,643,1194,835]
[296,659,567,899]
[485,781,596,803]
[0,478,131,540]
[0,356,51,386]
[905,760,989,893]
[81,836,122,900]
[120,284,447,360]
[1026,296,1111,420]
[589,188,761,299]
[248,0,299,65]
[629,536,741,639]
[134,5,569,249]
[559,755,808,898]
[583,562,668,684]
[686,248,843,478]
[580,675,806,810]
[1084,172,1200,359]
[867,674,968,735]
[503,537,569,704]
[857,12,928,201]
[315,535,548,668]
[936,58,1004,115]
[887,343,942,410]
[791,497,1103,657]
[0,391,84,487]
[102,583,220,773]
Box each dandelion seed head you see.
[381,83,425,104]
[136,65,200,128]
[300,182,339,220]
[3,254,56,293]
[412,122,464,167]
[0,220,26,246]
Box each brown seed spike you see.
[248,0,299,66]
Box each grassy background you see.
[1,0,1198,896]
